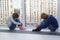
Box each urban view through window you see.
[0,0,60,26]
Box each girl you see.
[7,13,21,31]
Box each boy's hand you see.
[35,24,38,28]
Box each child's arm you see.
[18,22,22,26]
[11,17,21,25]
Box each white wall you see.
[57,0,60,31]
[57,0,60,25]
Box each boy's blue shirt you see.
[40,15,59,28]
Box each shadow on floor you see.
[0,29,60,36]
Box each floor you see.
[0,32,60,40]
[0,25,60,40]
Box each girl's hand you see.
[20,23,22,26]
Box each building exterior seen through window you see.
[0,0,57,26]
[25,0,57,25]
[0,0,14,25]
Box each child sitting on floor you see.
[7,13,21,31]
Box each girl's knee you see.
[15,19,20,22]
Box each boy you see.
[32,13,59,32]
